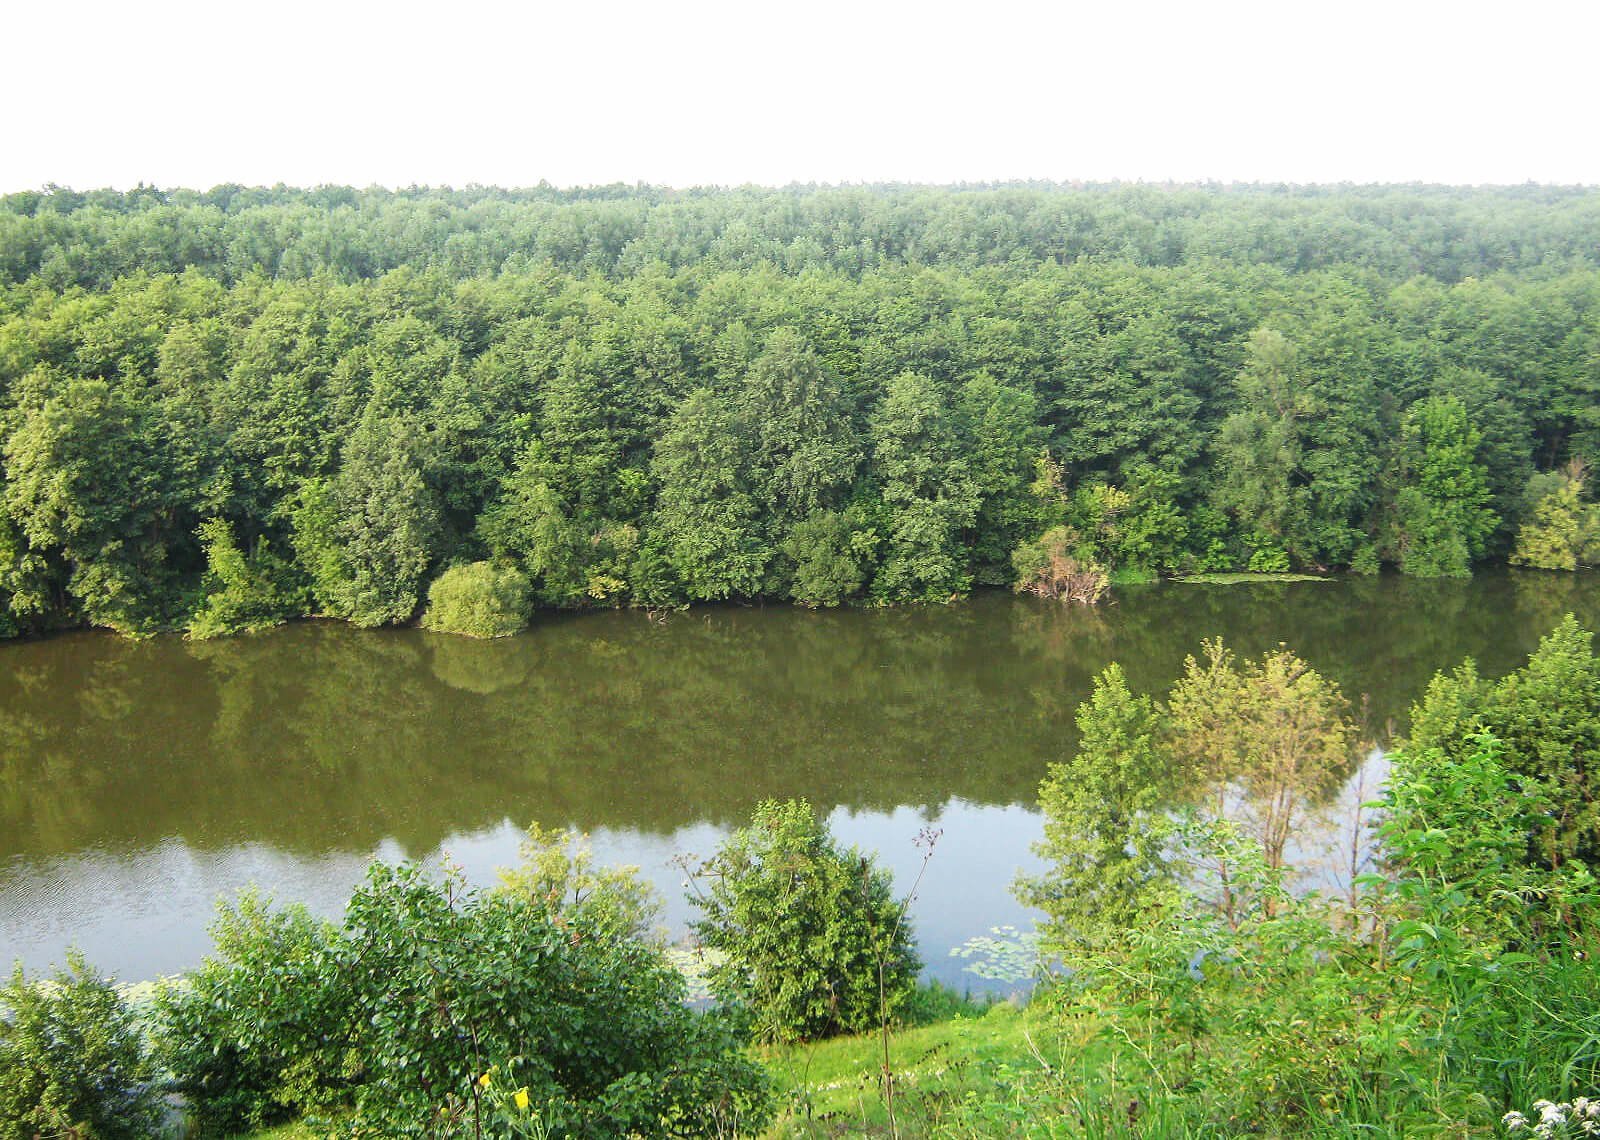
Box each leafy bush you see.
[152,893,346,1137]
[1016,663,1177,955]
[1378,733,1600,1117]
[420,560,532,638]
[1512,459,1600,571]
[1013,719,1599,1135]
[0,951,160,1140]
[687,798,920,1044]
[496,822,663,944]
[780,510,871,607]
[186,517,306,639]
[159,863,772,1138]
[1010,526,1110,604]
[1246,543,1291,573]
[1409,614,1600,864]
[346,862,772,1137]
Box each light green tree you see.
[1512,459,1600,571]
[1016,664,1177,954]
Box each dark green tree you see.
[869,371,979,602]
[1388,395,1497,577]
[651,389,768,600]
[687,799,920,1044]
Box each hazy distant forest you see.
[1,182,1597,636]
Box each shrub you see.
[1016,663,1177,955]
[186,518,306,639]
[496,822,663,944]
[1010,526,1110,604]
[1378,732,1600,1120]
[0,952,160,1140]
[1409,615,1600,865]
[687,799,920,1044]
[420,560,532,638]
[160,863,773,1138]
[780,510,870,607]
[1512,459,1600,571]
[336,862,772,1137]
[151,893,346,1137]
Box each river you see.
[2,570,1595,985]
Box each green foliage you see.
[1167,639,1356,885]
[1214,316,1384,570]
[955,372,1044,585]
[1022,640,1359,945]
[1213,329,1312,562]
[0,952,160,1140]
[1017,664,1176,953]
[160,864,773,1139]
[2,371,211,633]
[420,560,532,638]
[334,863,772,1138]
[152,893,343,1136]
[1376,733,1600,1120]
[1009,525,1110,604]
[779,509,872,607]
[2,183,1598,637]
[287,479,350,618]
[869,372,978,603]
[322,415,443,627]
[1390,394,1497,577]
[187,518,305,639]
[1037,823,1404,1134]
[1108,465,1190,572]
[1003,651,1600,1138]
[687,799,920,1044]
[741,327,860,528]
[1513,460,1600,571]
[495,822,662,944]
[1246,542,1290,573]
[1409,615,1600,865]
[651,389,769,600]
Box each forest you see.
[1,182,1598,636]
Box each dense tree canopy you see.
[1,181,1598,636]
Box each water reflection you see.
[1,570,1594,980]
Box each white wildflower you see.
[1505,1097,1600,1138]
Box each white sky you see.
[4,0,1597,192]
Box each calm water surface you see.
[2,570,1595,984]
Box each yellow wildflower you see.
[514,1087,530,1111]
[479,1071,492,1089]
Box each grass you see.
[763,1000,1067,1138]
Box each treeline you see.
[6,182,1600,287]
[1,184,1598,636]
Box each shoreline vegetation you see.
[0,183,1597,641]
[6,617,1597,1137]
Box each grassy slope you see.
[237,1002,1066,1140]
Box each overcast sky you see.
[5,0,1596,192]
